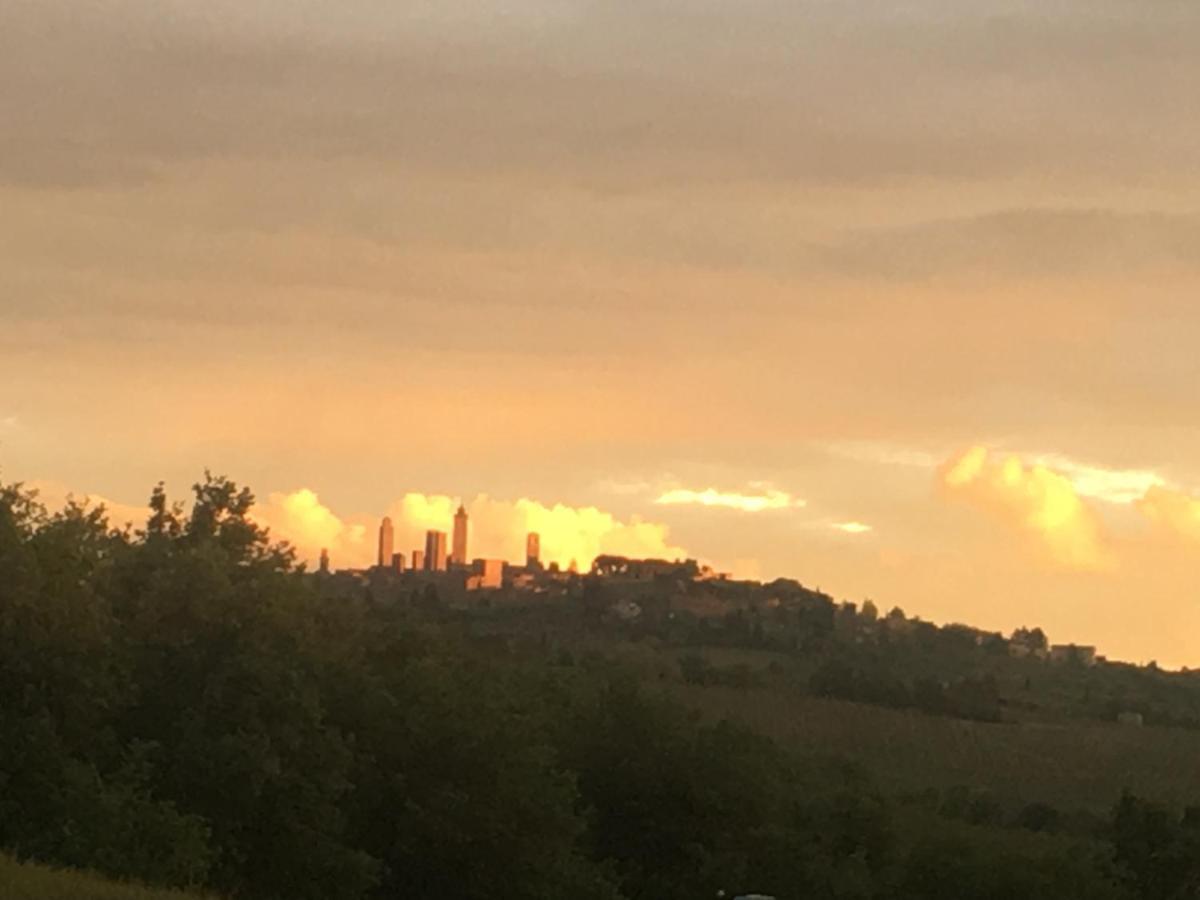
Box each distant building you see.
[1049,644,1098,666]
[318,548,330,574]
[452,504,469,566]
[510,571,537,590]
[526,532,541,568]
[467,559,504,590]
[377,517,394,568]
[1009,643,1049,661]
[591,556,697,580]
[412,550,425,571]
[391,552,405,574]
[425,530,448,572]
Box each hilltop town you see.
[315,507,738,607]
[305,504,1200,741]
[314,511,1106,672]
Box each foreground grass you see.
[0,854,212,900]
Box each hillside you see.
[0,855,212,900]
[463,602,1200,814]
[675,682,1200,811]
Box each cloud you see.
[833,522,873,535]
[254,489,369,564]
[7,0,1199,193]
[256,489,687,571]
[655,487,803,513]
[940,446,1108,570]
[1137,485,1200,542]
[23,479,149,531]
[1032,453,1166,505]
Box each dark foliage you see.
[0,475,1183,899]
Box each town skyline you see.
[365,505,546,575]
[314,496,1111,673]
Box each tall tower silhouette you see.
[452,504,469,566]
[377,517,394,568]
[425,530,448,571]
[526,532,541,569]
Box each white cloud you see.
[833,521,873,534]
[1032,453,1166,505]
[655,487,803,513]
[254,488,369,564]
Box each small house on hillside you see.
[1049,644,1097,666]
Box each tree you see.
[1012,627,1049,652]
[1112,793,1200,900]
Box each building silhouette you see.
[377,516,394,569]
[468,559,504,590]
[526,532,541,569]
[319,548,330,574]
[425,530,448,572]
[452,504,469,566]
[412,549,425,571]
[391,552,405,574]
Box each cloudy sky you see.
[3,1,1200,665]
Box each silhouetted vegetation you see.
[0,475,1195,898]
[810,660,1003,722]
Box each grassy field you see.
[466,610,1200,813]
[0,855,212,900]
[671,682,1200,812]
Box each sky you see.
[3,0,1200,666]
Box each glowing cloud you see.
[255,489,369,564]
[25,479,149,532]
[1032,454,1166,505]
[833,521,873,534]
[655,487,802,513]
[509,497,687,569]
[940,447,1108,570]
[1137,485,1200,542]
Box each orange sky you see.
[3,0,1200,666]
